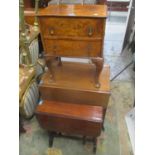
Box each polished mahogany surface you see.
[37,4,108,18]
[39,63,110,107]
[40,62,110,93]
[36,100,103,123]
[35,100,103,137]
[40,63,110,91]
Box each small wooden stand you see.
[37,4,107,88]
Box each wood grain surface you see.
[37,4,108,18]
[39,63,110,107]
[36,100,103,122]
[35,100,103,136]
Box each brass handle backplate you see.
[49,28,54,35]
[88,26,93,36]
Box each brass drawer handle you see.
[49,28,54,35]
[88,26,94,36]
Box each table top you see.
[36,100,103,123]
[37,4,107,18]
[40,62,110,92]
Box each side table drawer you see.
[44,39,103,57]
[39,17,105,38]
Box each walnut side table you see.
[37,4,107,88]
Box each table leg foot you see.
[48,132,55,148]
[91,58,104,88]
[45,57,55,81]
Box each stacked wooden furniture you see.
[35,4,110,153]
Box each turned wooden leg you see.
[93,137,97,153]
[91,58,104,88]
[83,136,86,145]
[102,108,106,131]
[48,132,55,148]
[45,56,55,81]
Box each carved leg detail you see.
[91,58,104,88]
[45,56,55,81]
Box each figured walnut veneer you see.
[37,4,107,88]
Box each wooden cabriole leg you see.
[45,56,55,81]
[91,57,104,88]
[45,56,62,82]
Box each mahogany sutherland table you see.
[37,4,107,87]
[35,100,103,153]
